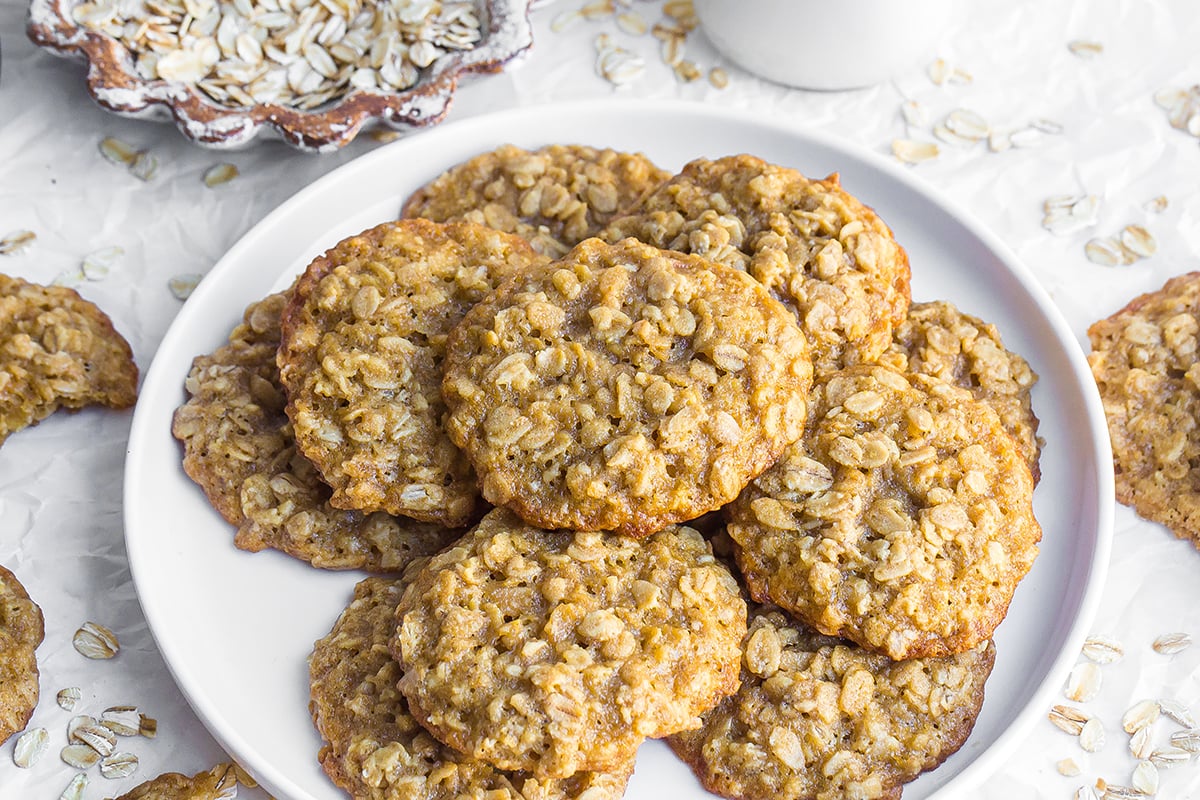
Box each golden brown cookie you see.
[402,144,672,257]
[727,365,1041,660]
[441,237,813,537]
[278,219,546,527]
[878,300,1042,482]
[393,508,747,779]
[669,607,995,800]
[108,763,239,800]
[310,575,634,800]
[172,292,460,571]
[601,154,911,374]
[0,272,138,446]
[1088,271,1200,547]
[0,564,43,745]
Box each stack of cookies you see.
[173,144,1045,800]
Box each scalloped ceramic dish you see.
[125,101,1112,800]
[26,0,534,152]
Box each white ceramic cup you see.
[693,0,953,91]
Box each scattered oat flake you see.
[99,137,139,165]
[1076,787,1100,800]
[1058,757,1082,776]
[73,722,117,756]
[1152,632,1191,654]
[1032,118,1065,134]
[891,139,939,164]
[101,706,143,737]
[0,229,36,255]
[1124,700,1161,734]
[580,0,614,21]
[53,269,85,287]
[1159,699,1196,728]
[616,11,647,35]
[988,130,1011,152]
[204,163,240,188]
[130,151,159,181]
[68,715,96,741]
[57,687,82,711]
[1080,717,1105,752]
[1066,661,1103,702]
[673,59,701,82]
[369,129,402,144]
[1118,225,1156,258]
[550,9,582,32]
[1050,704,1092,735]
[1149,746,1190,767]
[1143,195,1169,214]
[13,727,48,768]
[1131,726,1154,759]
[139,714,158,738]
[73,621,119,659]
[82,246,124,280]
[61,743,102,769]
[1085,237,1124,267]
[1010,127,1045,148]
[1069,40,1104,58]
[901,100,929,128]
[950,66,973,84]
[708,67,728,89]
[1170,728,1200,752]
[100,751,139,779]
[1132,760,1159,795]
[927,58,951,85]
[945,108,990,140]
[934,123,977,147]
[169,273,203,300]
[1103,785,1149,800]
[60,773,89,800]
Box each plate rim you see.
[124,97,1114,800]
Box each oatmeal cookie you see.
[669,607,995,800]
[109,763,239,800]
[0,564,43,744]
[278,219,545,526]
[393,508,747,779]
[0,273,138,446]
[310,575,633,800]
[402,144,672,257]
[1088,271,1200,547]
[441,237,812,537]
[601,154,911,374]
[172,292,460,571]
[728,365,1040,660]
[878,300,1042,482]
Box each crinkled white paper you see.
[2,0,1200,798]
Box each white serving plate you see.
[125,99,1113,800]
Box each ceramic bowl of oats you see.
[26,0,534,152]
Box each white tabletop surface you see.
[2,1,1200,799]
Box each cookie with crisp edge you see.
[172,292,461,571]
[1088,270,1200,547]
[0,564,43,745]
[109,763,239,800]
[392,508,747,779]
[441,237,812,537]
[310,574,633,800]
[0,272,137,447]
[877,300,1043,482]
[601,154,911,374]
[728,364,1040,660]
[278,219,546,526]
[669,606,995,800]
[402,143,672,257]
